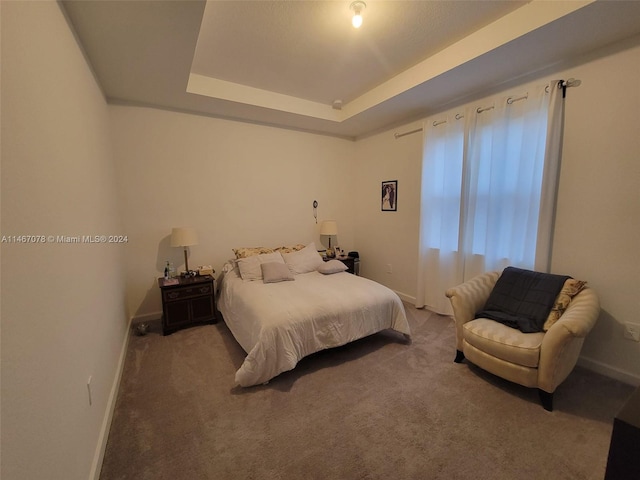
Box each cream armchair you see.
[445,270,600,411]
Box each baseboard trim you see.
[131,310,162,324]
[578,355,640,387]
[89,320,133,480]
[394,290,416,305]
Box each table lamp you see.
[170,227,198,275]
[320,220,338,258]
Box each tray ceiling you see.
[61,0,640,139]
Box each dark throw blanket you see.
[475,266,570,333]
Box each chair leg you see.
[538,389,553,411]
[454,350,465,363]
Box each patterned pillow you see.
[273,244,306,254]
[543,279,587,331]
[232,246,275,259]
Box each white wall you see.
[353,120,424,303]
[1,3,129,480]
[353,35,640,384]
[551,36,640,383]
[109,107,356,319]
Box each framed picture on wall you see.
[381,180,397,211]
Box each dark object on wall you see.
[348,251,359,258]
[381,180,397,211]
[605,386,640,479]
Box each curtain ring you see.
[506,94,528,105]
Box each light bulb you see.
[350,1,366,29]
[352,12,363,28]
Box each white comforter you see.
[218,266,411,387]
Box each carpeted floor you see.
[99,303,634,480]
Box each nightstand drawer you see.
[163,283,212,302]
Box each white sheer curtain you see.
[416,113,466,314]
[535,82,565,272]
[416,81,566,314]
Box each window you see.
[416,82,565,314]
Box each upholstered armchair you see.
[445,270,600,411]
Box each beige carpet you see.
[100,304,634,480]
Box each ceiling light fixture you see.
[350,1,366,28]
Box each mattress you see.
[218,264,411,386]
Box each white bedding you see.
[218,264,411,387]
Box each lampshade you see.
[320,220,338,236]
[170,227,198,247]
[170,227,198,274]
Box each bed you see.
[217,244,411,387]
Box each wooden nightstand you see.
[326,255,359,275]
[158,274,216,335]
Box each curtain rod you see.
[393,78,581,139]
[394,128,423,139]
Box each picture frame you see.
[381,180,397,211]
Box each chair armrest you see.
[445,271,501,350]
[549,286,600,338]
[538,286,600,392]
[445,271,501,324]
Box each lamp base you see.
[326,238,335,258]
[183,247,190,273]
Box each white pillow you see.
[261,262,295,283]
[237,251,285,281]
[282,242,323,274]
[318,259,348,275]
